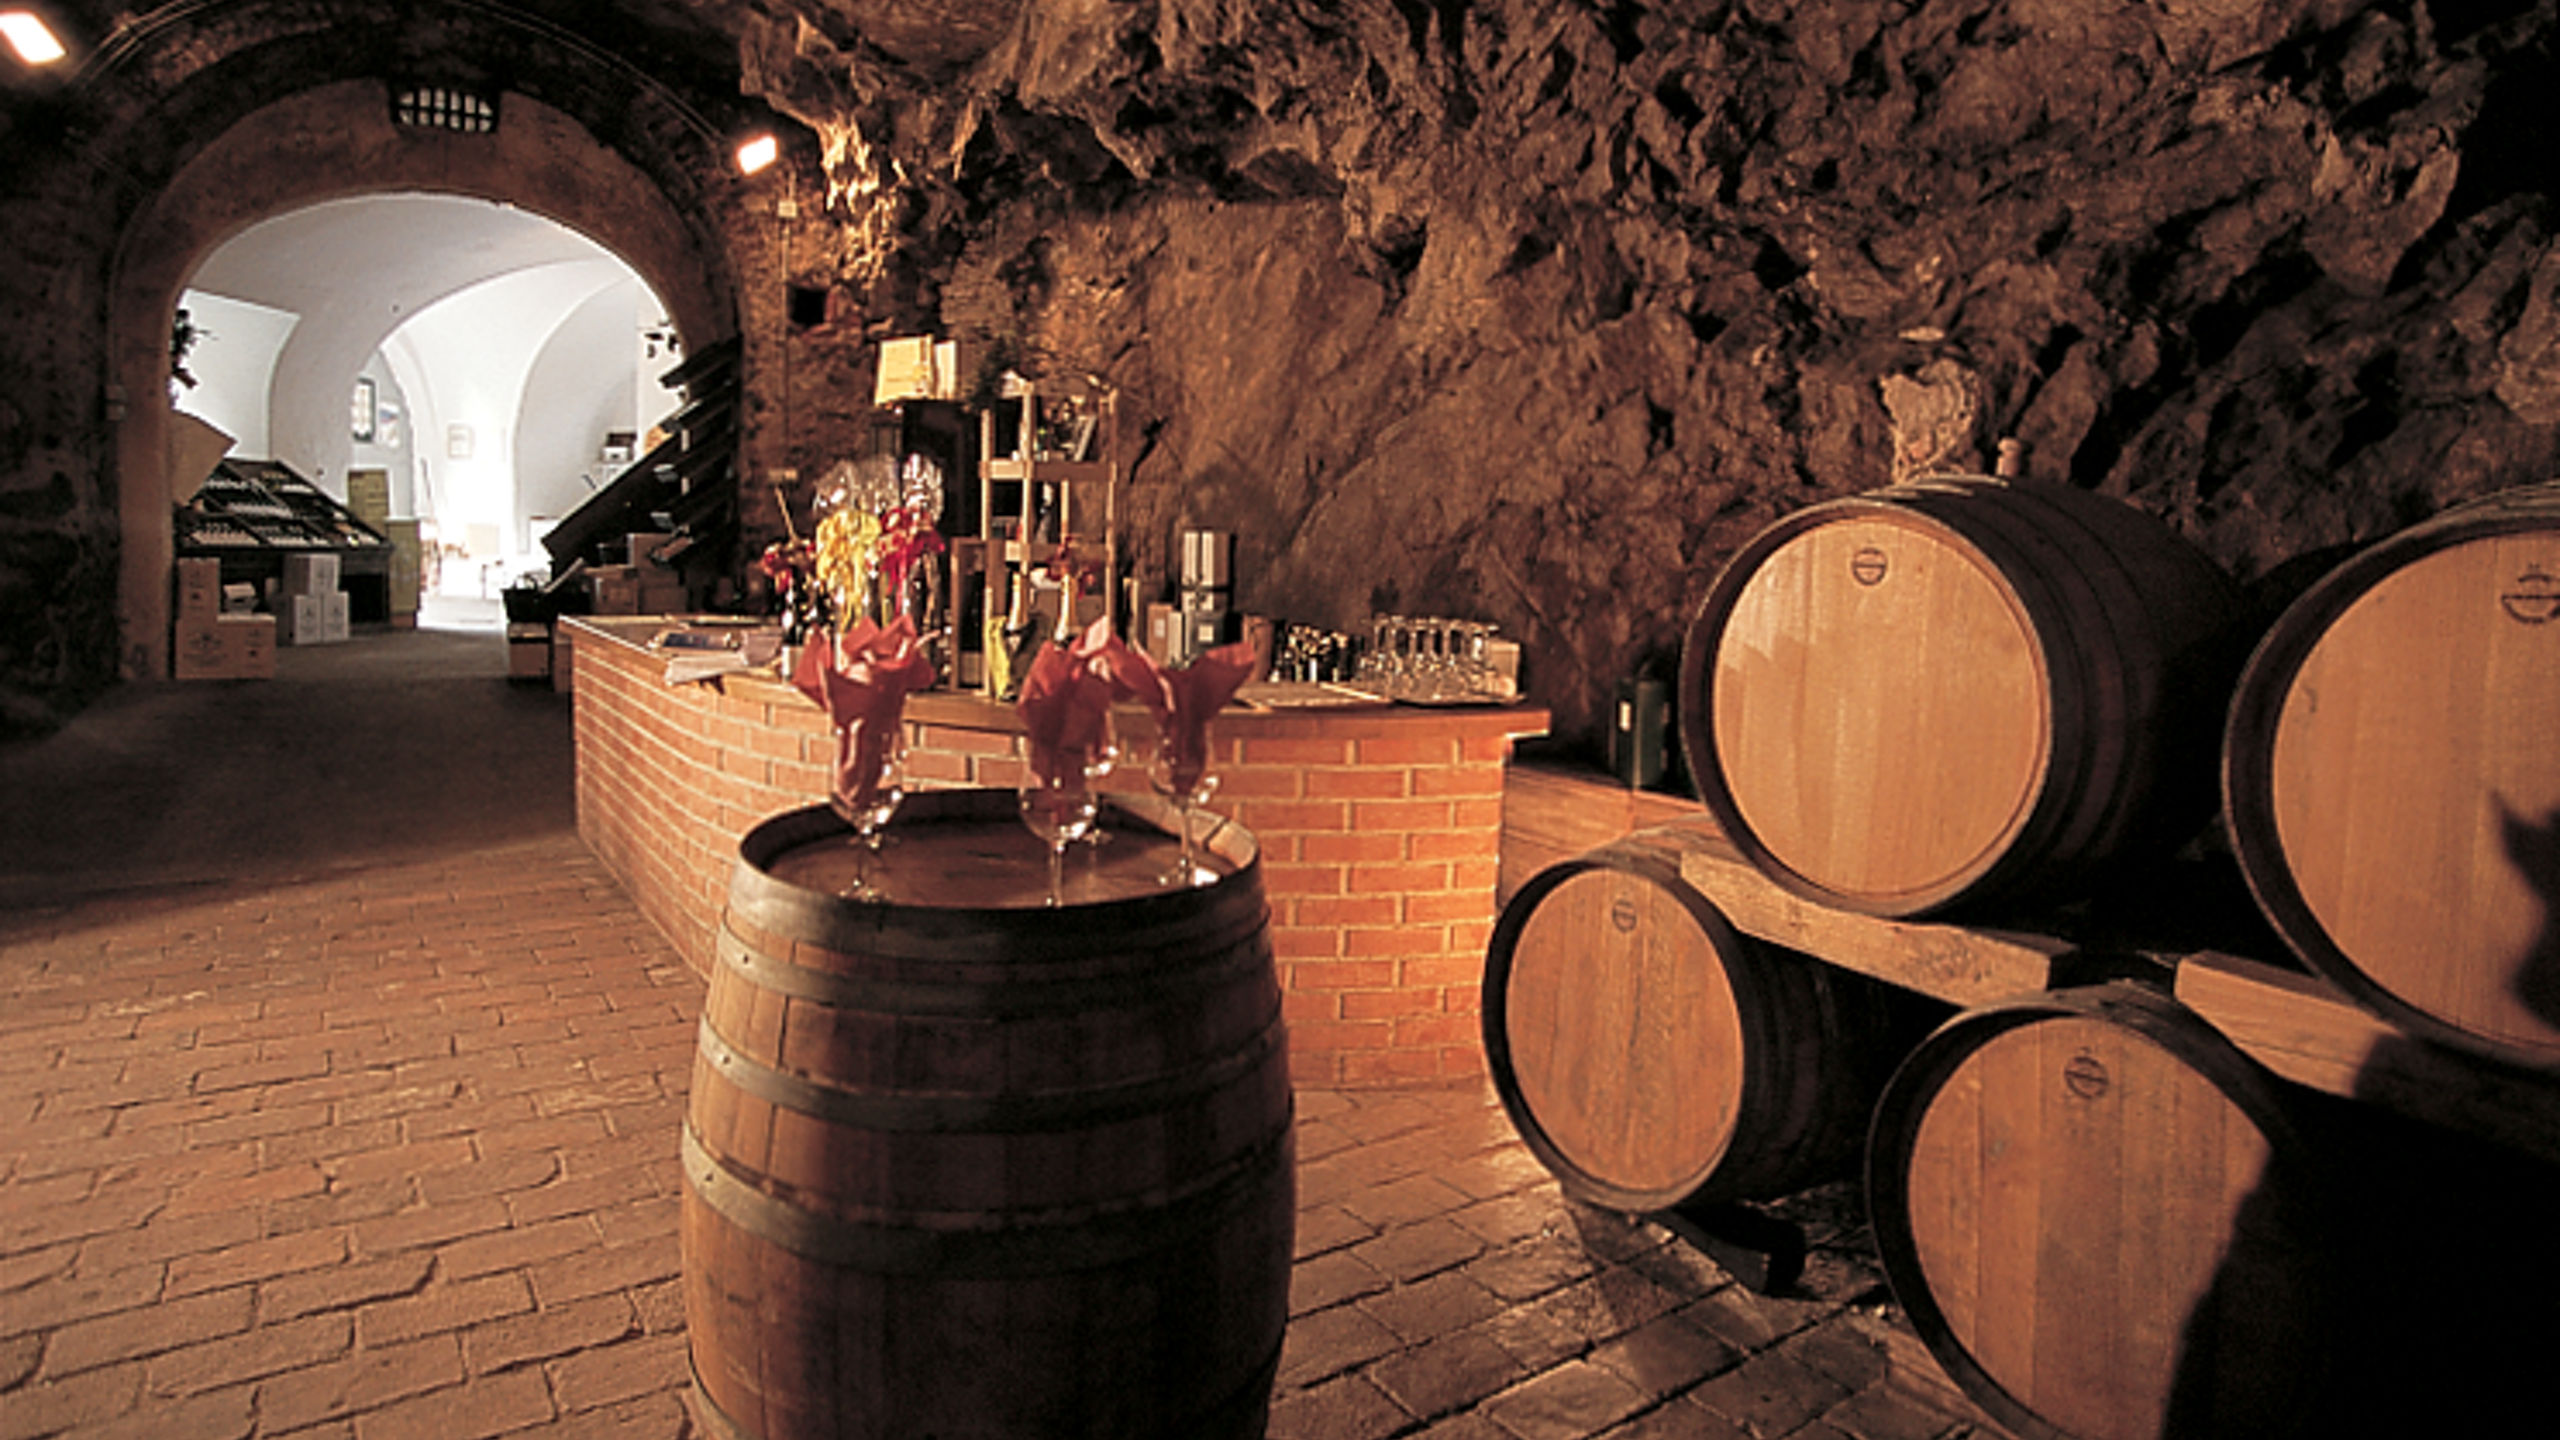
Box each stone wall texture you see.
[749,0,2560,746]
[8,0,2560,747]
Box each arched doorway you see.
[177,192,686,615]
[110,76,743,678]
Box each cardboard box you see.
[638,579,688,616]
[321,590,350,643]
[220,583,258,614]
[624,531,674,569]
[173,613,277,680]
[1240,615,1276,680]
[280,552,340,596]
[276,593,326,645]
[1145,602,1179,665]
[234,615,277,676]
[172,615,229,679]
[507,623,551,680]
[176,557,222,618]
[590,566,640,615]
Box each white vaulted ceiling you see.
[181,192,674,569]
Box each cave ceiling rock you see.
[1880,357,1988,482]
[777,0,1027,72]
[2493,246,2560,427]
[2297,57,2481,297]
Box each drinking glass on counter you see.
[1352,613,1501,699]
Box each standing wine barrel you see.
[1483,822,1925,1212]
[1678,477,2244,918]
[682,791,1293,1440]
[2223,481,2560,1070]
[1867,985,2334,1440]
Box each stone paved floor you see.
[0,832,1999,1440]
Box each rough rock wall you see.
[758,0,2560,746]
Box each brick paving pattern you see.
[1,835,1998,1439]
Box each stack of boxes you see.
[1157,528,1234,665]
[276,553,351,645]
[588,529,688,616]
[171,558,277,681]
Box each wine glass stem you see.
[1046,839,1066,907]
[1176,798,1197,883]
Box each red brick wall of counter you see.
[566,622,1548,1087]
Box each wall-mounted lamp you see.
[735,133,779,177]
[0,10,67,65]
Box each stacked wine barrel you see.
[2222,483,2560,1071]
[1484,476,2560,1440]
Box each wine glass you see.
[1078,709,1120,848]
[829,736,905,901]
[1018,759,1099,907]
[1147,735,1220,888]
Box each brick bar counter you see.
[563,617,1550,1087]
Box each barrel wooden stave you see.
[1868,984,2332,1440]
[1680,477,2243,918]
[2224,481,2560,1069]
[1484,822,1922,1213]
[682,792,1293,1440]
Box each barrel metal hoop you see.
[687,1356,759,1440]
[713,918,1275,1018]
[694,1010,1288,1134]
[681,1122,1292,1278]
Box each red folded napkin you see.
[792,615,936,816]
[1144,640,1256,794]
[1016,617,1157,785]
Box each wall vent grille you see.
[393,85,499,134]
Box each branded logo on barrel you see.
[2063,1050,2111,1100]
[1851,546,1889,587]
[1611,898,1640,933]
[2503,564,2558,624]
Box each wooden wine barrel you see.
[1483,822,1925,1212]
[2223,481,2560,1070]
[1868,985,2335,1440]
[682,791,1293,1440]
[1677,477,2244,918]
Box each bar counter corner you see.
[564,617,1551,1087]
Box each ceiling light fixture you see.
[1,11,66,65]
[735,133,779,177]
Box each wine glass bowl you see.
[1018,765,1099,907]
[1077,710,1120,848]
[828,743,906,901]
[1147,738,1220,888]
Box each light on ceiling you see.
[735,134,779,177]
[1,11,66,65]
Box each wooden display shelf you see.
[982,458,1111,487]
